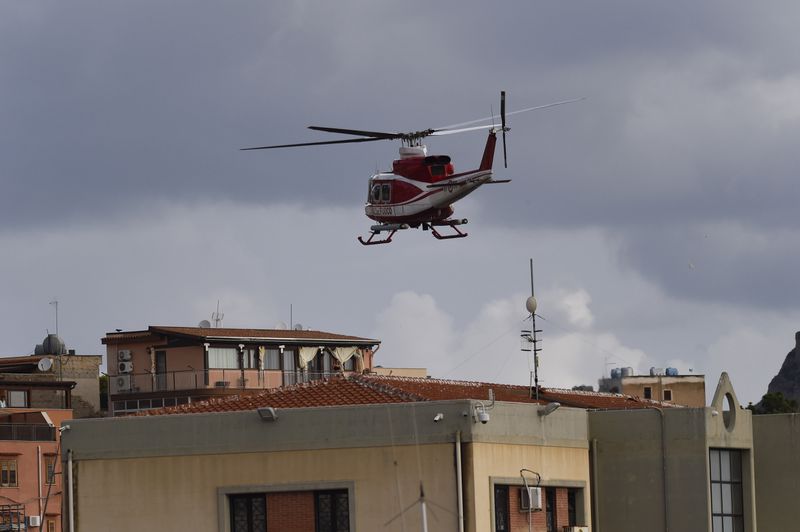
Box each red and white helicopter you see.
[243,92,581,245]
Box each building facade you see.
[0,408,71,532]
[62,398,591,532]
[598,367,706,407]
[103,326,378,416]
[589,373,755,532]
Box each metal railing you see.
[110,368,344,395]
[0,423,56,441]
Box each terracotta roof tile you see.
[138,374,676,416]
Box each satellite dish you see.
[198,320,212,328]
[37,358,53,372]
[293,323,303,331]
[274,321,288,330]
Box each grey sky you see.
[2,1,799,404]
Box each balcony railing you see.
[0,423,56,441]
[110,368,344,395]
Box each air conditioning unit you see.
[117,349,132,361]
[519,486,543,511]
[562,527,590,532]
[27,515,41,527]
[118,361,134,374]
[115,375,131,391]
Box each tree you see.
[747,392,799,414]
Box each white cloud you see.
[1,201,797,406]
[551,288,595,329]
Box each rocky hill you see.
[766,332,800,401]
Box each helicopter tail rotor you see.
[501,91,508,168]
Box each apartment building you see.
[103,325,379,416]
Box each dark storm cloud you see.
[3,1,794,225]
[2,0,800,314]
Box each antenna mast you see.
[212,301,224,328]
[520,259,542,400]
[49,299,58,336]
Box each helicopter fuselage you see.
[364,131,497,226]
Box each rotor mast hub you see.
[399,145,428,159]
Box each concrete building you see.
[598,367,706,407]
[103,326,379,416]
[61,374,679,532]
[0,408,71,532]
[590,373,755,532]
[0,334,101,530]
[1,332,103,418]
[60,371,760,532]
[753,412,800,531]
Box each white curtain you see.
[298,347,319,370]
[332,347,362,370]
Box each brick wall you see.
[508,485,546,532]
[266,491,315,532]
[504,486,574,532]
[555,488,570,530]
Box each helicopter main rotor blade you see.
[240,137,386,150]
[436,97,586,131]
[501,90,507,168]
[429,124,498,136]
[308,126,401,139]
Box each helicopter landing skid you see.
[429,219,468,240]
[358,230,398,246]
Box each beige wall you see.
[64,400,592,532]
[466,443,591,532]
[74,444,458,532]
[621,376,706,407]
[372,367,428,378]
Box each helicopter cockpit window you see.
[430,165,445,177]
[381,183,391,203]
[371,184,381,203]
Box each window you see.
[545,487,556,532]
[430,164,445,176]
[370,184,381,203]
[0,459,17,487]
[315,490,349,532]
[643,386,652,399]
[230,494,266,532]
[242,348,258,369]
[7,390,27,408]
[282,349,296,371]
[45,455,57,484]
[263,348,280,370]
[47,521,56,532]
[381,183,391,203]
[208,347,238,369]
[493,485,509,531]
[663,389,673,401]
[342,356,356,372]
[567,488,578,526]
[710,449,744,532]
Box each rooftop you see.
[103,326,379,346]
[138,374,677,416]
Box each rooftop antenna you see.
[49,299,58,337]
[212,300,224,328]
[520,259,543,400]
